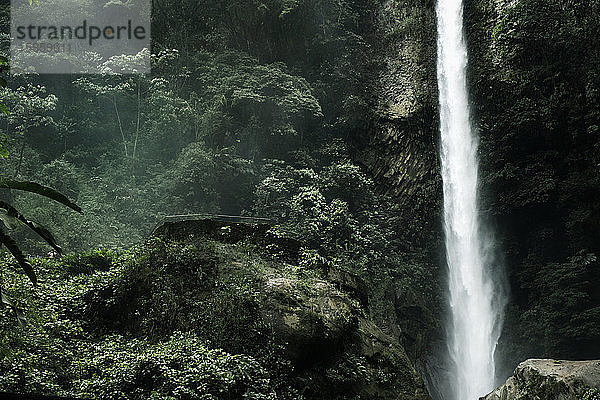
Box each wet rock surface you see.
[482,359,600,400]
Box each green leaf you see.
[0,179,82,213]
[0,201,62,254]
[0,288,26,323]
[0,227,36,285]
[0,288,15,308]
[0,143,8,158]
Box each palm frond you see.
[0,179,83,214]
[0,201,62,254]
[0,226,36,285]
[0,288,26,324]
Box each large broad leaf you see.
[0,227,36,285]
[0,201,62,254]
[0,179,82,214]
[0,288,26,324]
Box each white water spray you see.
[436,1,503,399]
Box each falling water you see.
[436,1,503,400]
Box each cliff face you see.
[356,1,446,398]
[359,0,440,227]
[464,0,600,377]
[359,0,600,394]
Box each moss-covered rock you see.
[483,359,600,400]
[263,275,358,365]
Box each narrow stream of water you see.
[436,1,504,399]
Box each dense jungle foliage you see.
[0,0,599,399]
[0,235,429,399]
[0,0,438,398]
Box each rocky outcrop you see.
[358,0,440,201]
[353,318,432,400]
[259,251,432,399]
[482,359,600,400]
[263,275,358,366]
[355,5,446,393]
[152,218,433,399]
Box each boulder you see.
[261,273,432,399]
[262,275,358,367]
[482,359,600,400]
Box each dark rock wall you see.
[359,0,600,395]
[464,0,600,379]
[357,1,449,398]
[359,0,440,207]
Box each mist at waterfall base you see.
[435,0,507,399]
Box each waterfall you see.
[435,1,504,399]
